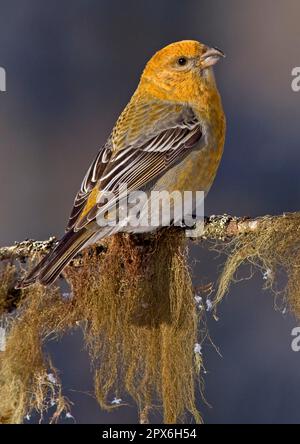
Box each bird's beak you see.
[200,47,225,69]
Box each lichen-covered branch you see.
[0,214,279,262]
[1,212,300,424]
[0,237,58,262]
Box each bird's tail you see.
[16,228,94,288]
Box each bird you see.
[18,40,226,288]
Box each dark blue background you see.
[1,0,300,424]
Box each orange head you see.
[139,40,225,103]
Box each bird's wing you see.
[71,100,203,232]
[66,138,113,231]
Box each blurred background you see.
[1,0,300,424]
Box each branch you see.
[0,237,58,262]
[190,214,262,240]
[0,212,298,424]
[0,214,276,262]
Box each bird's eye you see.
[177,57,187,66]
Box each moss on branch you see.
[1,212,300,424]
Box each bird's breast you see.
[154,141,223,195]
